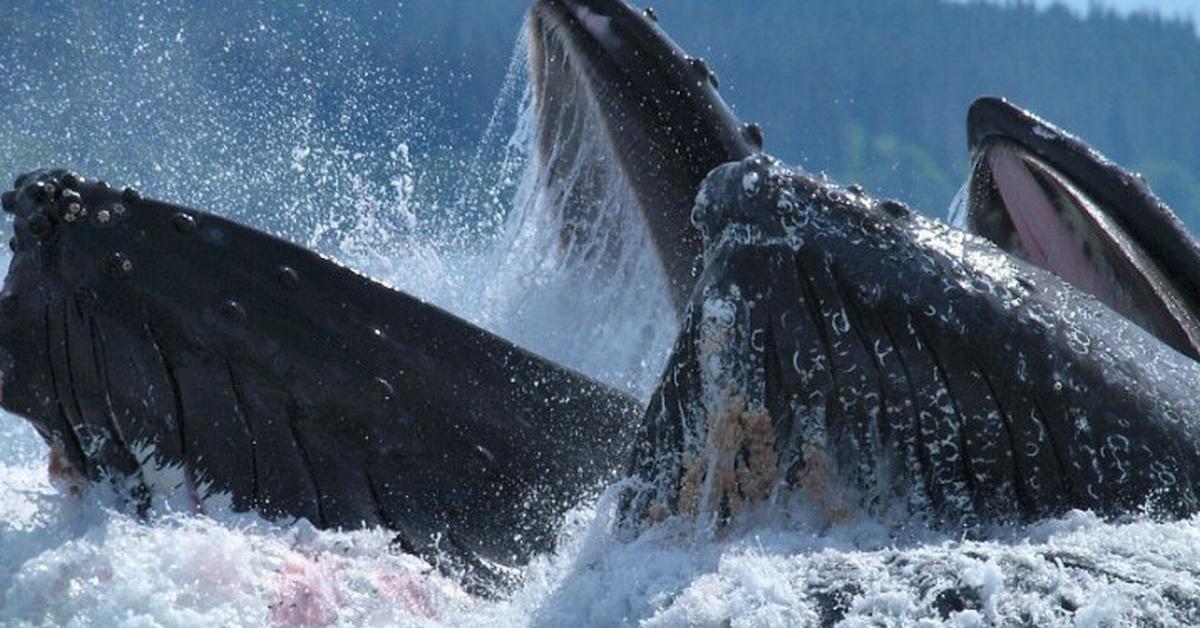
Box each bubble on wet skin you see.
[742,171,762,195]
[1066,326,1092,355]
[1032,125,1059,141]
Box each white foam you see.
[7,406,1200,625]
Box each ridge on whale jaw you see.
[956,96,1200,361]
[526,0,759,313]
[620,156,1200,535]
[0,169,643,592]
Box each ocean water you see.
[6,433,1200,626]
[2,4,1200,626]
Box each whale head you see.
[958,96,1200,360]
[526,0,758,310]
[0,169,641,592]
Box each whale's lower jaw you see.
[620,157,1200,534]
[0,169,643,593]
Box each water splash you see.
[0,5,675,395]
[947,177,973,229]
[462,23,678,394]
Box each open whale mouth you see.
[524,0,757,311]
[962,97,1200,360]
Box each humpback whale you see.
[527,0,758,311]
[0,169,642,590]
[621,155,1200,533]
[955,97,1200,360]
[4,0,1199,602]
[0,0,756,591]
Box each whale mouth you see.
[963,102,1200,361]
[969,141,1136,307]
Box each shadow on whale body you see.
[620,155,1200,534]
[954,96,1200,361]
[0,169,642,592]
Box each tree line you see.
[3,0,1198,229]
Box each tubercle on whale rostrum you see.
[2,169,274,337]
[5,169,136,245]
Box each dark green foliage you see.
[630,1,1200,225]
[2,0,1198,229]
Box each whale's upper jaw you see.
[0,168,642,591]
[963,97,1200,360]
[527,0,758,311]
[528,0,754,158]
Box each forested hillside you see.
[3,0,1198,227]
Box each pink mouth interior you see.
[987,145,1114,304]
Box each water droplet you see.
[274,266,300,288]
[220,300,247,322]
[107,252,133,277]
[172,213,197,234]
[372,377,395,402]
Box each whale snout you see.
[535,0,638,54]
[0,169,182,501]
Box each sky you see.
[969,0,1200,31]
[1088,0,1199,15]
